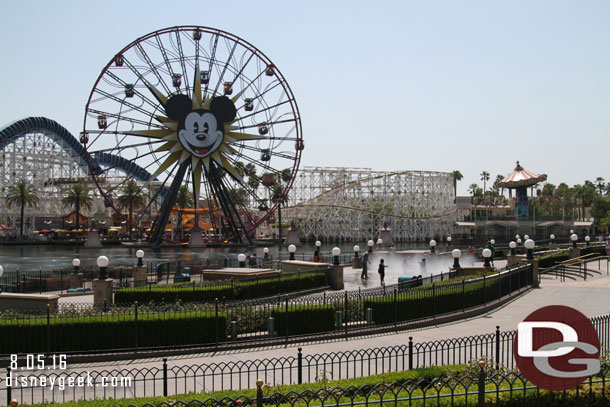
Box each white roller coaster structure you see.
[282,166,459,242]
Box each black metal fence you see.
[2,315,609,405]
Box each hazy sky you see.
[2,0,608,195]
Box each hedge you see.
[364,270,529,325]
[270,305,335,336]
[115,272,328,303]
[0,311,226,353]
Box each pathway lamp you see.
[377,238,383,246]
[315,240,321,254]
[238,253,246,268]
[263,247,269,261]
[550,234,555,243]
[72,258,80,274]
[490,239,495,245]
[97,255,109,280]
[525,239,535,260]
[447,236,452,246]
[332,247,341,265]
[570,229,575,234]
[429,239,436,254]
[353,245,360,259]
[571,233,578,248]
[452,249,461,269]
[288,244,296,260]
[482,248,492,268]
[368,240,374,253]
[517,238,522,245]
[585,236,590,247]
[136,250,144,267]
[515,234,520,241]
[509,241,517,256]
[523,235,529,241]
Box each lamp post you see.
[429,239,436,254]
[377,238,383,247]
[332,247,341,265]
[452,249,461,269]
[517,238,522,246]
[367,239,374,253]
[571,233,578,248]
[515,234,520,241]
[353,245,360,259]
[447,236,452,247]
[263,247,269,261]
[136,249,144,267]
[585,236,591,247]
[315,240,321,251]
[238,253,246,268]
[509,241,517,256]
[97,255,109,280]
[550,234,555,244]
[523,235,529,241]
[525,239,535,260]
[72,258,80,274]
[490,239,495,245]
[482,248,492,268]
[288,244,296,260]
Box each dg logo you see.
[514,305,600,391]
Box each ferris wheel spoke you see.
[134,43,172,95]
[234,117,297,131]
[174,31,191,98]
[93,88,158,120]
[103,70,162,112]
[237,99,292,120]
[203,34,219,97]
[211,40,238,97]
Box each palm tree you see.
[62,184,93,231]
[480,171,490,194]
[175,185,194,239]
[116,180,147,239]
[5,179,39,238]
[596,177,605,196]
[451,170,463,202]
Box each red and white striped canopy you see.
[497,161,547,188]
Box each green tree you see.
[116,180,147,239]
[596,177,605,196]
[62,184,92,231]
[175,185,194,239]
[480,171,490,194]
[4,179,39,238]
[451,170,463,201]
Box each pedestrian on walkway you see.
[378,259,387,285]
[361,251,370,279]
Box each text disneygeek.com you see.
[5,372,133,391]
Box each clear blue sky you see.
[2,0,608,195]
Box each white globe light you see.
[517,238,522,244]
[550,234,555,240]
[136,249,144,259]
[72,258,81,267]
[490,239,495,245]
[353,245,360,252]
[97,255,109,268]
[452,249,461,258]
[570,229,574,234]
[515,235,520,240]
[237,253,246,262]
[377,238,383,245]
[482,248,492,258]
[509,241,517,249]
[332,247,341,256]
[429,239,437,247]
[315,240,321,247]
[524,239,535,250]
[288,244,296,253]
[570,234,578,242]
[524,235,529,240]
[447,236,452,242]
[0,264,3,277]
[585,236,591,242]
[368,240,374,247]
[263,247,269,253]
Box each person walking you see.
[378,258,387,285]
[361,251,370,279]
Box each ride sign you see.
[513,305,600,391]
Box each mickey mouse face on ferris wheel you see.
[165,94,237,159]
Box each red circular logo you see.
[513,305,600,391]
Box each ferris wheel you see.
[82,26,303,244]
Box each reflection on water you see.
[0,242,448,273]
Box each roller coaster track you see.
[0,117,152,181]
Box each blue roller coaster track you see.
[0,117,153,181]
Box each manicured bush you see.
[115,272,328,304]
[0,311,226,353]
[270,304,335,336]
